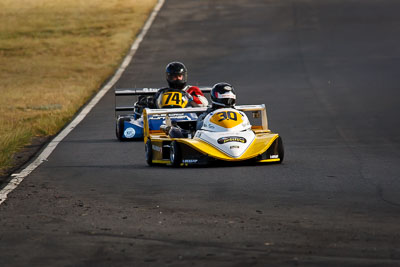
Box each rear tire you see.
[145,139,153,166]
[170,141,182,167]
[277,136,284,163]
[116,116,130,141]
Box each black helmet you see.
[166,62,187,89]
[211,82,236,108]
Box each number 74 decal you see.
[161,92,187,107]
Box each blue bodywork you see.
[119,113,198,139]
[115,87,211,141]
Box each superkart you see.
[143,105,284,166]
[115,87,211,140]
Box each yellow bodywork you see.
[182,134,278,161]
[149,130,279,162]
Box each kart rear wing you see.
[142,105,269,141]
[115,87,212,112]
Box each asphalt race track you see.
[1,0,400,266]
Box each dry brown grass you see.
[0,0,157,175]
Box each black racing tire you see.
[277,136,284,163]
[116,116,131,141]
[170,141,182,167]
[145,139,153,166]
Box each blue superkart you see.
[115,87,210,140]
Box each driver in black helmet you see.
[153,62,208,108]
[196,82,236,130]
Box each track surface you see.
[1,0,400,266]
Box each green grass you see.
[0,0,157,175]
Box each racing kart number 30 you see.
[142,105,284,167]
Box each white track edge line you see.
[0,0,165,205]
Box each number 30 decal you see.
[210,110,243,128]
[216,111,238,122]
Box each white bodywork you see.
[194,108,255,158]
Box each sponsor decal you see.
[217,136,247,144]
[124,127,136,138]
[270,155,279,159]
[230,145,240,149]
[183,159,198,164]
[152,145,161,152]
[151,114,189,120]
[142,88,159,92]
[150,115,165,119]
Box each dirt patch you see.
[0,136,51,187]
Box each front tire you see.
[170,141,182,167]
[145,139,153,166]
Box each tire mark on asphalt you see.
[75,231,271,254]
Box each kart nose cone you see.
[227,147,244,158]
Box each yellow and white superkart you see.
[142,105,284,167]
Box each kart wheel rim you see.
[170,144,175,163]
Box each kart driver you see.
[153,62,208,108]
[196,82,237,130]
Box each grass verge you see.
[0,0,157,176]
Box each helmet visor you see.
[167,73,185,81]
[215,91,236,100]
[166,72,187,89]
